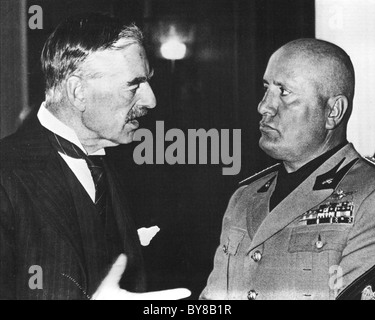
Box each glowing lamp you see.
[160,39,187,60]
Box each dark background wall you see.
[0,0,28,139]
[2,0,315,299]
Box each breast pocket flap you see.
[288,226,349,253]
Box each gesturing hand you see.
[91,254,191,300]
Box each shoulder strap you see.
[238,163,281,187]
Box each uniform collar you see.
[248,143,360,252]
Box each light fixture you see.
[160,39,187,60]
[151,24,193,61]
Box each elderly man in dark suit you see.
[201,38,375,300]
[0,13,189,300]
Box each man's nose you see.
[257,89,278,116]
[139,82,157,109]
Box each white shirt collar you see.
[37,102,105,156]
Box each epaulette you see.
[238,163,281,187]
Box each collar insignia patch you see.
[257,176,277,193]
[313,158,359,191]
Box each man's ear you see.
[65,76,85,112]
[326,95,349,130]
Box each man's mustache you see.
[126,107,148,122]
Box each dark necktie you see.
[47,131,107,217]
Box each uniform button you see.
[251,250,262,262]
[247,290,258,300]
[315,240,324,249]
[315,234,324,249]
[223,245,228,254]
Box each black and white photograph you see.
[1,0,375,304]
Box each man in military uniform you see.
[200,38,375,300]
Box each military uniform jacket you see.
[200,144,375,300]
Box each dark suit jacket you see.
[0,117,145,299]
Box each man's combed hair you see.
[41,13,143,93]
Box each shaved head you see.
[258,38,355,171]
[277,38,355,117]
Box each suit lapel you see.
[248,144,360,251]
[104,160,146,291]
[18,154,86,263]
[104,161,140,252]
[13,119,86,281]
